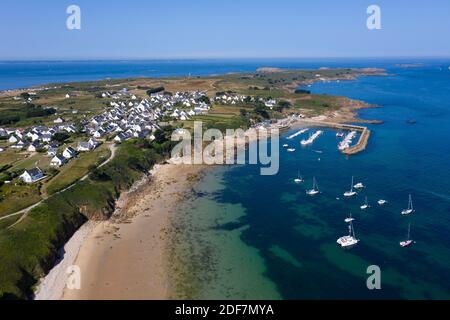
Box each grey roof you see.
[26,167,43,178]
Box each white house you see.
[114,132,132,143]
[27,142,43,152]
[64,125,77,133]
[50,155,67,167]
[88,138,100,149]
[47,147,58,157]
[41,134,52,143]
[62,146,77,159]
[8,135,18,143]
[19,168,45,183]
[54,117,64,124]
[93,128,106,138]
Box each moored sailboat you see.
[400,223,414,247]
[344,212,355,223]
[306,177,320,195]
[401,194,415,215]
[343,176,357,197]
[294,170,303,184]
[360,196,370,210]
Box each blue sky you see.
[1,0,450,59]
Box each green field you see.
[0,183,42,218]
[43,144,111,196]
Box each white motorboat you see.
[343,176,357,197]
[283,144,289,148]
[360,196,370,210]
[400,223,414,247]
[337,221,359,248]
[401,194,414,215]
[306,177,320,196]
[378,199,387,205]
[287,148,296,152]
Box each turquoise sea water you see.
[173,62,450,299]
[2,59,450,299]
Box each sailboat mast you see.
[407,223,411,240]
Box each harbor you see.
[295,120,371,155]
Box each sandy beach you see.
[56,163,206,300]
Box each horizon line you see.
[2,55,450,62]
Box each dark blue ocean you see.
[2,59,450,299]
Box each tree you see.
[274,100,291,112]
[198,95,210,104]
[53,132,70,143]
[254,105,270,119]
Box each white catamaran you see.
[401,194,415,215]
[337,221,359,248]
[400,223,414,247]
[294,170,303,184]
[343,176,357,197]
[306,177,320,196]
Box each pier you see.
[296,120,371,155]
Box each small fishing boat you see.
[378,199,387,205]
[343,176,357,197]
[283,144,289,148]
[306,177,320,196]
[294,170,303,184]
[337,221,359,248]
[401,194,414,215]
[336,131,344,138]
[400,223,414,247]
[287,148,296,152]
[345,213,355,223]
